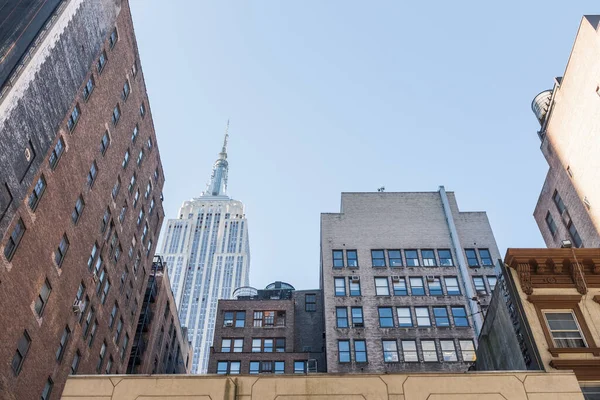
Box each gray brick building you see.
[207,282,326,375]
[320,188,501,373]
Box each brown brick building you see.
[0,1,169,399]
[207,282,326,375]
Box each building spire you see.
[202,120,230,197]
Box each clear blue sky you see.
[129,1,598,290]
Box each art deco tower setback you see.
[161,126,250,373]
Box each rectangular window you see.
[112,104,121,125]
[55,234,69,267]
[88,320,98,347]
[465,249,479,267]
[251,339,261,352]
[378,307,394,327]
[568,222,583,248]
[49,137,64,169]
[120,333,129,360]
[422,340,438,362]
[122,150,130,169]
[543,311,586,348]
[274,361,284,374]
[433,307,450,327]
[100,278,111,304]
[371,250,385,267]
[221,339,232,352]
[72,195,85,224]
[109,28,118,48]
[105,356,113,374]
[145,181,152,199]
[338,340,350,362]
[451,307,469,327]
[253,312,263,327]
[128,173,136,193]
[375,277,389,295]
[109,303,118,329]
[445,277,461,295]
[405,249,419,266]
[100,131,110,155]
[382,340,399,362]
[122,80,130,100]
[87,161,98,187]
[140,102,146,117]
[249,361,259,374]
[487,276,497,291]
[70,351,81,374]
[67,104,80,131]
[11,330,31,375]
[410,277,424,295]
[546,212,558,236]
[115,318,123,344]
[397,307,412,327]
[235,311,245,327]
[553,190,566,214]
[428,277,443,295]
[478,249,493,266]
[83,76,94,100]
[147,137,153,151]
[438,249,453,266]
[387,249,402,267]
[332,249,343,267]
[421,250,436,266]
[415,307,431,327]
[305,294,316,311]
[441,340,458,361]
[275,338,285,352]
[351,307,363,327]
[402,340,418,362]
[233,339,243,352]
[473,276,486,295]
[131,125,139,143]
[120,202,128,224]
[137,149,144,166]
[83,306,95,338]
[87,243,98,270]
[354,340,367,362]
[4,218,25,261]
[56,326,70,361]
[459,340,476,362]
[347,250,358,267]
[35,279,51,316]
[41,377,53,400]
[97,50,107,72]
[101,208,110,233]
[133,189,140,208]
[294,361,306,374]
[392,277,407,296]
[28,175,46,211]
[349,278,361,296]
[336,307,348,328]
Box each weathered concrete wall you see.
[60,372,585,400]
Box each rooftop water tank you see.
[233,286,258,299]
[531,90,553,125]
[265,281,295,290]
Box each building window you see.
[131,125,139,143]
[305,294,316,311]
[338,340,350,362]
[41,377,53,400]
[421,250,436,266]
[351,307,363,327]
[397,307,412,327]
[28,175,46,211]
[35,279,52,316]
[115,318,123,344]
[140,102,146,117]
[333,250,344,267]
[392,277,407,296]
[109,303,118,329]
[378,307,394,327]
[4,218,25,261]
[441,340,458,361]
[473,276,486,295]
[105,356,113,374]
[122,150,130,170]
[145,181,152,199]
[221,338,244,352]
[336,307,348,328]
[137,149,144,166]
[119,202,128,223]
[444,277,461,295]
[294,361,307,374]
[354,340,367,362]
[49,137,65,169]
[88,320,98,347]
[100,208,110,233]
[553,190,566,214]
[72,195,85,224]
[137,208,145,226]
[422,340,438,362]
[11,330,31,375]
[405,250,419,266]
[55,234,69,267]
[433,307,450,327]
[133,189,140,208]
[128,173,137,193]
[97,50,107,73]
[122,80,130,100]
[438,249,453,266]
[223,311,245,327]
[375,277,390,295]
[83,306,95,338]
[487,276,497,291]
[543,311,586,348]
[409,277,424,295]
[109,28,118,48]
[334,278,346,296]
[87,243,98,270]
[83,76,94,100]
[388,249,402,267]
[415,307,431,327]
[546,212,558,236]
[451,307,469,327]
[349,278,361,296]
[465,249,478,267]
[100,278,111,304]
[120,333,129,360]
[347,250,358,267]
[100,131,110,155]
[87,161,98,187]
[67,104,80,131]
[371,250,385,267]
[382,340,399,362]
[147,137,153,151]
[402,340,418,362]
[112,104,121,125]
[428,277,442,295]
[459,340,476,362]
[56,326,70,361]
[96,341,106,372]
[70,351,81,374]
[478,249,493,266]
[568,222,583,248]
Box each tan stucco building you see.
[60,371,584,400]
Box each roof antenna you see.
[377,186,385,192]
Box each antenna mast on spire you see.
[222,119,229,154]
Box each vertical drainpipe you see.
[438,186,483,337]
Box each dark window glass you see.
[28,175,46,210]
[235,311,245,327]
[338,340,350,362]
[336,307,348,328]
[122,80,130,100]
[405,250,419,266]
[41,377,53,400]
[465,249,478,267]
[56,326,70,361]
[4,218,25,261]
[371,250,385,267]
[97,50,107,73]
[347,250,358,267]
[49,137,65,169]
[545,212,557,236]
[11,330,31,375]
[433,307,450,327]
[87,161,98,187]
[354,340,367,362]
[72,195,85,224]
[438,249,453,266]
[109,29,118,48]
[332,250,344,268]
[67,105,80,131]
[305,294,316,311]
[422,250,436,266]
[55,234,69,266]
[294,361,306,374]
[100,131,110,155]
[378,307,394,327]
[131,125,139,143]
[568,222,583,248]
[83,76,94,100]
[553,190,566,214]
[388,250,403,267]
[70,351,81,374]
[478,249,493,266]
[35,279,51,316]
[452,307,469,327]
[112,104,121,125]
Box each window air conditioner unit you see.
[426,275,435,282]
[391,276,401,282]
[73,300,85,313]
[351,276,360,282]
[224,321,233,327]
[307,359,318,373]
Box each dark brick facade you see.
[0,1,165,399]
